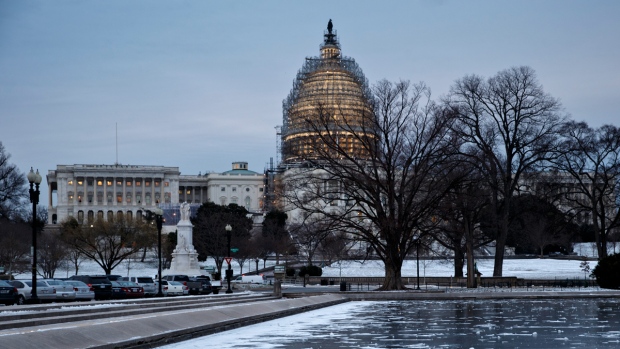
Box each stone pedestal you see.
[165,220,201,276]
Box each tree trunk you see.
[465,220,476,288]
[454,248,464,277]
[380,255,405,290]
[493,208,509,276]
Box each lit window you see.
[68,180,74,185]
[107,180,112,186]
[145,181,150,187]
[77,180,83,186]
[136,181,141,186]
[126,181,132,186]
[155,181,160,187]
[164,182,169,187]
[97,180,103,186]
[186,190,191,195]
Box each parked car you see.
[40,279,76,301]
[162,275,190,286]
[0,280,19,306]
[106,275,123,281]
[159,280,187,296]
[231,275,265,284]
[119,276,157,297]
[63,280,95,301]
[8,280,57,304]
[69,275,113,300]
[153,281,169,297]
[111,281,144,299]
[188,276,212,295]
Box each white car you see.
[63,280,95,301]
[160,280,188,296]
[9,280,57,304]
[40,279,76,301]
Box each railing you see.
[304,276,598,291]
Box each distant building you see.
[46,162,263,230]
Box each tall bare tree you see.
[284,80,458,290]
[432,162,493,287]
[446,66,565,276]
[0,142,27,219]
[59,216,156,275]
[555,121,620,259]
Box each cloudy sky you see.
[1,0,619,203]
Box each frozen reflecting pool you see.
[160,298,620,348]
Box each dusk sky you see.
[1,0,619,204]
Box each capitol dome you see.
[281,20,375,164]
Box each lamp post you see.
[27,167,42,303]
[143,207,164,297]
[255,258,259,275]
[225,224,233,293]
[416,239,421,290]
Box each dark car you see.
[69,275,113,300]
[188,276,212,295]
[0,280,19,305]
[110,281,144,299]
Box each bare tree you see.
[59,216,156,275]
[284,80,458,290]
[0,216,30,276]
[289,215,336,266]
[0,142,27,219]
[446,66,565,276]
[38,231,69,278]
[433,163,493,287]
[555,122,620,259]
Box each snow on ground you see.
[321,257,597,280]
[12,256,597,281]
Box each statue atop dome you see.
[327,19,333,34]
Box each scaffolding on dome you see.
[280,22,375,165]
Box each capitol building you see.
[46,20,372,231]
[46,161,264,232]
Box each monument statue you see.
[327,19,333,34]
[180,202,191,221]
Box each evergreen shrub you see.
[592,253,620,289]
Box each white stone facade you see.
[46,162,264,226]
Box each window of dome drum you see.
[117,180,122,186]
[107,180,112,186]
[126,181,132,186]
[68,180,73,185]
[97,180,103,186]
[77,180,83,186]
[136,181,141,186]
[146,181,152,187]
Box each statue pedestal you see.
[165,220,201,276]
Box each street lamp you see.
[143,207,164,297]
[27,167,42,303]
[416,239,421,290]
[225,224,233,294]
[255,257,259,275]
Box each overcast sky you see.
[1,0,619,204]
